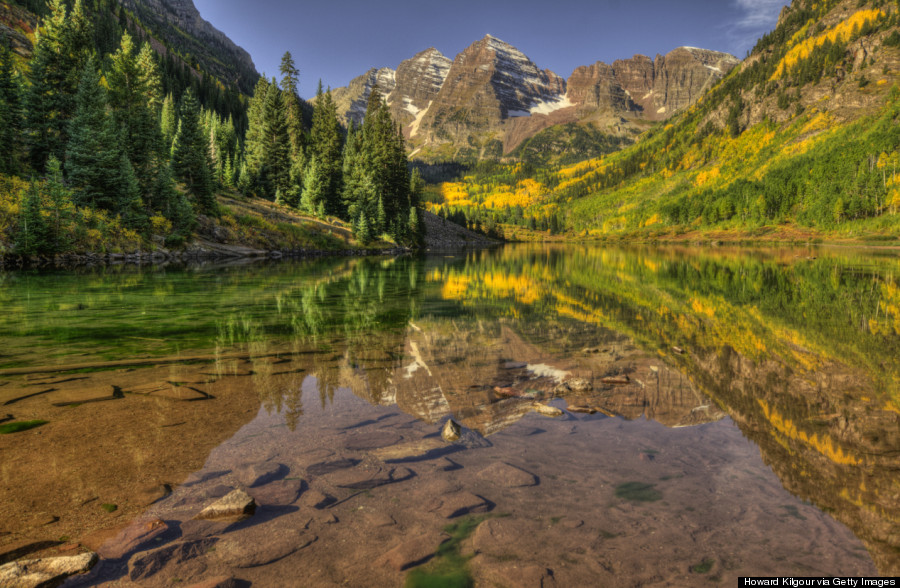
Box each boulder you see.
[195,489,256,521]
[0,552,97,588]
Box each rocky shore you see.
[0,242,412,270]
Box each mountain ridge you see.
[328,35,739,162]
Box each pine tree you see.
[117,152,147,229]
[280,51,305,161]
[16,179,50,255]
[26,0,93,171]
[109,32,166,194]
[243,77,271,194]
[44,156,74,252]
[0,44,23,174]
[136,42,164,113]
[172,89,216,214]
[309,84,344,215]
[356,210,371,244]
[261,79,291,197]
[376,196,386,235]
[300,156,327,214]
[160,93,177,148]
[66,60,126,211]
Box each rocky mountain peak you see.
[330,35,738,161]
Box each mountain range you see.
[330,36,740,161]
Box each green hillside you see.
[427,0,900,242]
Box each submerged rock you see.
[0,552,98,587]
[97,518,168,559]
[128,539,215,581]
[532,402,564,418]
[477,462,538,487]
[442,418,461,442]
[234,462,288,488]
[195,489,256,521]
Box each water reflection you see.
[0,245,898,580]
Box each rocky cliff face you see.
[330,36,738,161]
[0,2,38,58]
[118,0,258,93]
[331,67,397,126]
[568,47,740,119]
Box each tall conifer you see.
[172,89,216,214]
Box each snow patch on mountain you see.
[529,95,574,115]
[409,101,432,136]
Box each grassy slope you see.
[432,0,900,243]
[0,178,394,255]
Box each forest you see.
[0,0,422,257]
[424,0,900,240]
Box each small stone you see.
[567,405,596,414]
[0,552,98,588]
[532,403,564,418]
[195,489,256,521]
[562,519,584,529]
[234,462,287,488]
[477,462,538,488]
[601,375,630,386]
[441,419,461,442]
[566,378,593,392]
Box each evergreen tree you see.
[300,156,328,214]
[172,89,216,214]
[16,179,50,255]
[66,60,126,212]
[160,93,177,148]
[280,51,305,161]
[0,44,23,174]
[308,84,343,215]
[26,0,94,171]
[261,79,291,197]
[243,76,271,194]
[136,42,164,113]
[108,32,166,194]
[44,156,74,252]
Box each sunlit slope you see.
[433,0,900,239]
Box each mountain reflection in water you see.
[0,245,897,584]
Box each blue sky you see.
[193,0,790,99]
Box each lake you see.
[0,244,897,586]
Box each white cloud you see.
[726,0,791,55]
[734,0,790,30]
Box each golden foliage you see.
[758,399,861,465]
[771,9,884,79]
